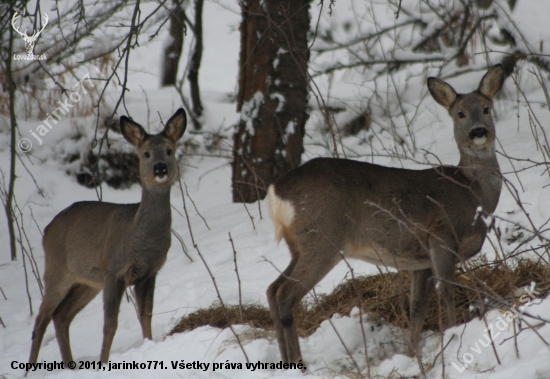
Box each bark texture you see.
[188,0,204,129]
[161,0,186,87]
[232,0,310,203]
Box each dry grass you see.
[169,257,550,338]
[169,303,272,335]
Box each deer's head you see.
[120,109,187,193]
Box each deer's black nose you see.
[469,127,488,139]
[153,163,168,176]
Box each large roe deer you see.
[29,109,187,365]
[267,65,505,363]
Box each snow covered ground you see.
[1,1,550,378]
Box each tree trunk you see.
[187,0,204,130]
[5,9,18,260]
[161,0,186,87]
[232,0,310,203]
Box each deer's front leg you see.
[134,275,156,340]
[100,274,126,363]
[409,268,434,356]
[428,233,458,327]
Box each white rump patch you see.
[155,175,168,183]
[267,185,295,244]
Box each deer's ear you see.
[120,116,147,146]
[428,77,457,111]
[478,64,504,99]
[163,108,187,142]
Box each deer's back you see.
[272,158,488,270]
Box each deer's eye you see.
[167,149,172,156]
[458,112,466,119]
[483,107,489,114]
[144,152,150,158]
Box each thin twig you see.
[176,170,250,363]
[482,315,501,366]
[229,233,243,322]
[184,183,210,230]
[171,228,193,262]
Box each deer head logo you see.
[12,11,48,55]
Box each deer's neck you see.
[134,187,172,236]
[458,147,502,213]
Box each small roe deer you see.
[29,109,187,365]
[267,65,505,363]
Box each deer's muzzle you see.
[469,127,489,146]
[153,163,168,183]
[469,127,489,140]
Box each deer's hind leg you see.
[52,284,100,363]
[29,275,74,364]
[274,239,341,364]
[266,237,299,363]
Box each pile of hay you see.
[169,258,550,337]
[169,303,272,335]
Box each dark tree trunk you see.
[5,9,18,260]
[232,0,310,203]
[161,0,186,87]
[187,0,204,130]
